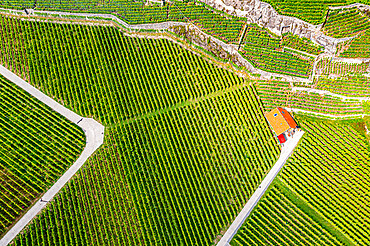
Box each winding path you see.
[285,107,367,119]
[217,130,305,246]
[0,65,105,245]
[329,3,370,10]
[292,87,370,101]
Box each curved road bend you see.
[0,65,105,246]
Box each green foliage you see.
[316,58,369,77]
[317,74,370,97]
[231,118,370,246]
[241,45,314,78]
[0,75,85,236]
[323,8,370,38]
[2,0,370,28]
[246,0,370,25]
[339,29,370,58]
[243,24,280,49]
[255,80,291,111]
[363,101,370,113]
[256,80,363,115]
[166,1,246,43]
[1,0,246,44]
[281,32,324,55]
[0,16,248,125]
[259,0,346,25]
[13,85,280,246]
[240,25,316,78]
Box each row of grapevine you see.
[0,75,85,236]
[257,0,347,25]
[338,29,370,58]
[240,25,317,78]
[316,58,369,76]
[364,101,370,113]
[240,45,314,78]
[288,91,364,115]
[4,0,370,27]
[242,24,280,49]
[117,1,246,43]
[323,7,370,38]
[280,119,370,245]
[230,183,342,245]
[316,74,370,97]
[166,1,245,43]
[254,80,291,111]
[13,85,280,245]
[281,32,324,55]
[239,0,370,25]
[0,14,282,245]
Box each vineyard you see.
[316,74,370,97]
[240,25,317,78]
[256,0,346,24]
[281,33,324,55]
[323,7,370,38]
[316,57,369,76]
[256,80,365,115]
[281,119,370,245]
[1,0,370,245]
[338,29,370,58]
[364,101,370,113]
[241,0,370,25]
[314,57,370,97]
[0,14,283,245]
[0,15,251,125]
[231,117,370,245]
[0,75,85,236]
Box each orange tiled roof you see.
[278,107,297,129]
[265,108,296,136]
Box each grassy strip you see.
[276,178,355,246]
[109,82,250,128]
